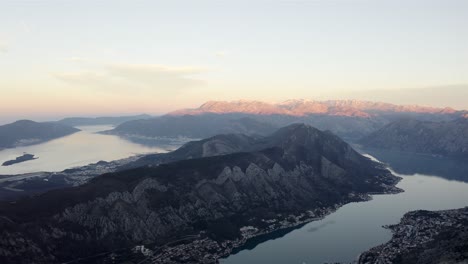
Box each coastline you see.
[147,175,403,264]
[358,207,468,264]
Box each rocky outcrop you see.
[360,118,468,158]
[0,124,401,263]
[359,207,468,264]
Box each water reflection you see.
[359,147,468,183]
[307,220,336,233]
[222,155,468,264]
[0,125,177,175]
[112,134,196,148]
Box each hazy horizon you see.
[1,88,467,126]
[1,0,467,122]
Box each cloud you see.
[54,63,206,93]
[215,51,227,58]
[338,84,468,110]
[20,20,32,33]
[0,42,8,53]
[64,57,92,63]
[107,64,205,88]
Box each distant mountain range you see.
[360,117,468,158]
[0,124,400,263]
[104,99,464,142]
[57,114,153,126]
[170,99,459,117]
[0,120,79,150]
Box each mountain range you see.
[170,99,459,117]
[0,124,400,263]
[104,99,464,142]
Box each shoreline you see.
[147,177,403,264]
[358,207,468,264]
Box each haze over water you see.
[0,125,170,175]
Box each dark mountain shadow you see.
[229,223,309,255]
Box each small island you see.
[2,153,38,166]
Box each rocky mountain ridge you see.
[0,124,401,263]
[170,99,459,118]
[105,99,463,143]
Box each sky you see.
[1,0,467,123]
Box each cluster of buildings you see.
[359,208,468,264]
[55,154,144,186]
[139,205,346,263]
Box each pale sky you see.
[1,0,467,123]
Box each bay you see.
[0,125,174,175]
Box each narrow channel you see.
[222,154,468,264]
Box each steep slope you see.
[0,134,259,201]
[360,118,468,158]
[0,124,400,263]
[0,120,80,149]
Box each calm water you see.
[0,125,173,175]
[222,155,468,264]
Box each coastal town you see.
[125,200,373,264]
[0,154,148,200]
[358,207,468,264]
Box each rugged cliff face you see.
[360,118,468,158]
[0,124,400,263]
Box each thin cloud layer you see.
[54,63,206,93]
[0,42,8,53]
[336,85,468,110]
[215,51,227,58]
